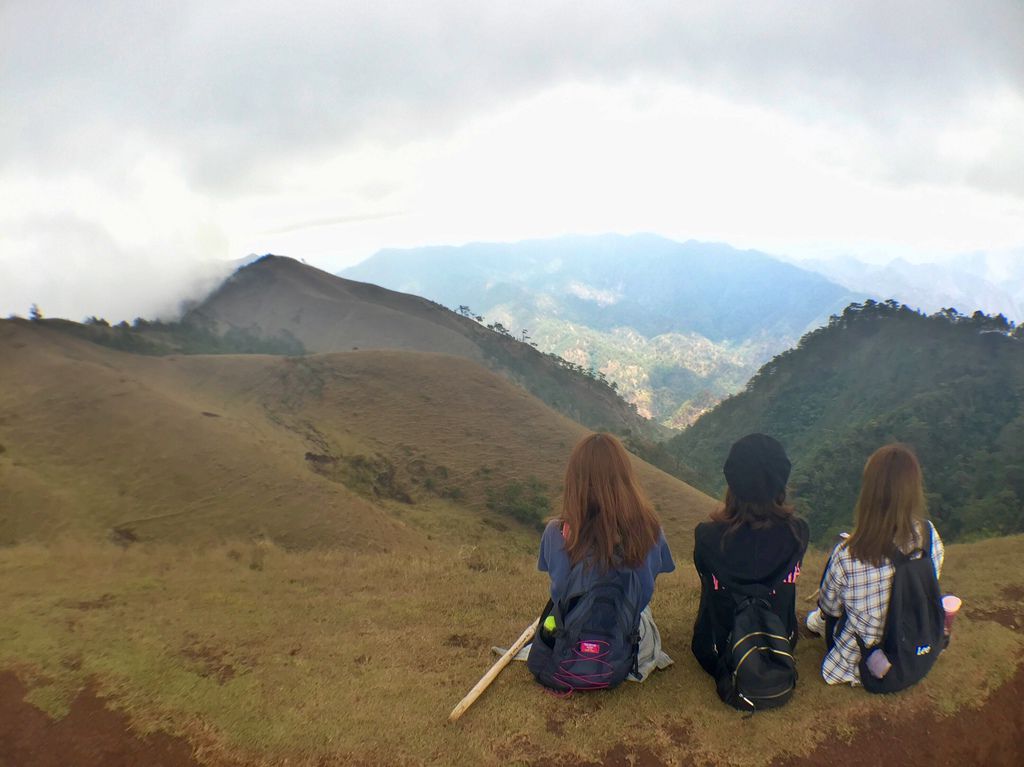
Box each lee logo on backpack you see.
[527,565,643,692]
[855,523,945,694]
[715,585,797,711]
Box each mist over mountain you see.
[342,234,862,426]
[793,252,1024,323]
[666,301,1024,544]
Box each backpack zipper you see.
[731,631,790,651]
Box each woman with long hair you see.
[691,434,809,681]
[531,432,675,685]
[808,443,945,685]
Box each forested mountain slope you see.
[668,301,1024,543]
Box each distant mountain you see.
[181,254,661,439]
[795,254,1024,323]
[666,301,1024,543]
[341,234,862,426]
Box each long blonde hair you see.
[561,433,661,572]
[847,444,928,567]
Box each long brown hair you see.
[561,433,662,572]
[710,488,800,543]
[847,444,927,567]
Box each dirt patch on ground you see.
[1001,584,1024,602]
[4,661,1022,767]
[60,593,118,611]
[180,642,237,685]
[967,606,1022,630]
[553,744,671,767]
[0,672,201,767]
[773,660,1024,767]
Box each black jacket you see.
[690,517,810,676]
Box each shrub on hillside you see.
[485,477,550,530]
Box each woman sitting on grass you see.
[526,432,675,689]
[691,433,809,709]
[806,443,945,687]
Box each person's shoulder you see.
[829,539,853,569]
[923,519,944,548]
[541,519,563,543]
[693,519,724,552]
[693,519,718,540]
[694,518,721,536]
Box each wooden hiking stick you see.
[448,618,539,722]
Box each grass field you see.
[2,534,1022,766]
[2,320,1023,765]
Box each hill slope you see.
[182,254,662,438]
[2,317,1024,766]
[667,301,1024,543]
[342,233,863,425]
[0,319,711,550]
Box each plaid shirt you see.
[818,521,944,685]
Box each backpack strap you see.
[854,521,937,653]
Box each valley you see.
[342,234,863,427]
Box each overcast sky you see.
[2,1,1022,321]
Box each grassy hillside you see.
[2,318,1023,765]
[184,255,663,439]
[0,319,708,549]
[668,301,1024,544]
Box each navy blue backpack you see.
[527,563,643,692]
[855,523,945,693]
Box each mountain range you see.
[341,233,864,426]
[794,253,1024,323]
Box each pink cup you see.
[942,595,962,634]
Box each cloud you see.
[2,1,1022,195]
[263,211,406,235]
[1,1,1021,318]
[0,213,232,323]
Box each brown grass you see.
[3,319,1023,765]
[0,321,711,551]
[1,534,1022,766]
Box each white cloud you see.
[1,1,1021,318]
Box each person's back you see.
[811,444,945,687]
[528,432,675,690]
[691,517,808,675]
[690,434,809,707]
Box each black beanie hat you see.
[723,433,791,504]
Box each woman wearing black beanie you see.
[690,434,810,709]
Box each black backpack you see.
[855,522,944,694]
[527,563,643,692]
[714,578,798,711]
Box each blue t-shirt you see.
[537,520,675,609]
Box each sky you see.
[1,1,1022,321]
